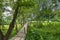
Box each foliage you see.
[26,21,60,40]
[0,0,60,40]
[1,24,21,38]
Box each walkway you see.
[10,22,28,40]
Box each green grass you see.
[26,21,60,40]
[1,24,22,39]
[1,21,60,40]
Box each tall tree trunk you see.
[3,5,19,40]
[0,29,4,40]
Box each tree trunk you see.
[0,29,4,40]
[3,5,19,40]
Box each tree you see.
[0,0,35,40]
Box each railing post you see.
[24,27,25,34]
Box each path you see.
[10,22,28,40]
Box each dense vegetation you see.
[0,0,60,40]
[26,21,60,40]
[1,24,21,39]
